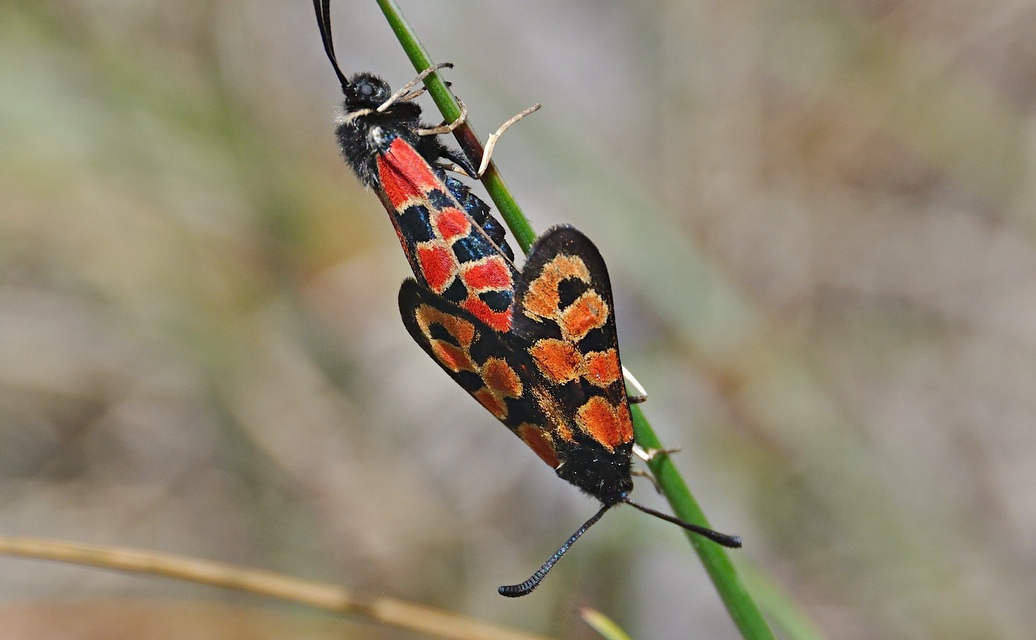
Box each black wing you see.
[510,226,633,449]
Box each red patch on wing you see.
[434,207,471,241]
[416,243,457,293]
[377,138,441,209]
[482,358,523,398]
[415,304,478,372]
[430,341,475,373]
[530,339,581,384]
[522,254,590,322]
[576,396,633,451]
[463,297,512,332]
[462,257,512,293]
[517,424,559,468]
[440,310,474,345]
[583,349,621,387]
[474,388,507,420]
[415,304,475,344]
[561,291,608,340]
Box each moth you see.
[314,0,740,597]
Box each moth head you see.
[344,73,392,111]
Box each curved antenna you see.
[313,0,349,90]
[498,502,613,598]
[622,498,742,548]
[497,499,740,597]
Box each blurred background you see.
[2,0,1035,638]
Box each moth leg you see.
[622,365,648,404]
[376,62,455,113]
[337,107,374,126]
[430,115,479,177]
[416,97,468,135]
[633,443,681,463]
[397,79,460,104]
[477,103,542,177]
[632,444,683,493]
[396,87,427,102]
[632,469,662,494]
[436,160,474,177]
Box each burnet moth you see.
[314,0,741,597]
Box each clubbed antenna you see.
[497,500,741,597]
[313,0,349,91]
[498,503,613,598]
[621,498,742,548]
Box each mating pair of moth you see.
[313,0,740,597]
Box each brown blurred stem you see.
[0,537,549,640]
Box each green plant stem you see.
[375,0,537,253]
[374,2,777,639]
[632,405,775,640]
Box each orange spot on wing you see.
[415,305,475,346]
[529,339,581,383]
[556,421,575,442]
[517,424,559,468]
[469,359,522,421]
[523,255,591,321]
[561,291,608,340]
[474,388,507,420]
[414,304,479,372]
[522,281,559,320]
[430,341,475,372]
[583,349,621,387]
[481,357,523,398]
[576,396,633,451]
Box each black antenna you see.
[622,498,742,548]
[498,502,614,598]
[314,0,349,90]
[498,500,741,598]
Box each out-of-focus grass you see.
[2,1,1035,639]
